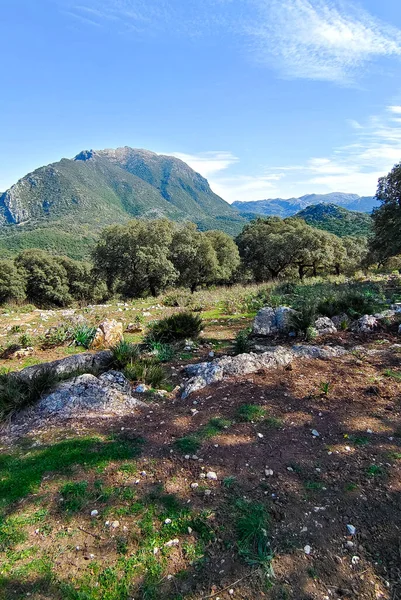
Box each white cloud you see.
[248,0,401,83]
[170,151,239,177]
[387,105,401,114]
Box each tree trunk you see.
[298,264,305,280]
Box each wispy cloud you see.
[170,151,239,178]
[247,0,401,84]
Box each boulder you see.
[253,306,296,336]
[91,319,123,350]
[331,314,350,329]
[125,322,143,333]
[314,317,337,335]
[352,314,378,333]
[16,350,113,383]
[35,370,143,418]
[374,310,396,320]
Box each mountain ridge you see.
[232,192,378,217]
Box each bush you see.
[0,260,26,305]
[162,290,191,307]
[112,340,141,368]
[317,289,381,318]
[146,312,202,343]
[234,329,251,355]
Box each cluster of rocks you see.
[253,304,401,338]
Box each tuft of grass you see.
[289,301,316,337]
[235,500,272,573]
[367,464,385,477]
[124,359,167,389]
[202,417,232,438]
[174,436,201,454]
[112,340,141,368]
[223,476,237,489]
[148,341,175,362]
[236,404,266,423]
[0,369,59,419]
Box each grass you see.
[174,417,232,454]
[236,404,266,423]
[367,464,385,477]
[383,369,401,381]
[234,499,272,575]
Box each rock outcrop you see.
[314,317,337,335]
[182,345,347,398]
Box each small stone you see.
[91,510,99,517]
[135,384,148,393]
[257,433,264,439]
[204,489,212,496]
[191,455,199,460]
[111,521,120,529]
[191,483,199,490]
[347,524,356,535]
[346,541,354,549]
[184,455,190,460]
[188,527,193,534]
[164,538,179,547]
[304,545,311,555]
[89,553,95,559]
[153,547,159,555]
[140,471,147,476]
[311,429,320,437]
[229,590,234,596]
[351,555,360,565]
[207,471,218,480]
[265,468,274,476]
[366,429,373,434]
[209,351,215,358]
[164,518,172,525]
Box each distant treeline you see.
[0,217,372,308]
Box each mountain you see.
[294,203,373,237]
[0,147,245,259]
[232,192,378,218]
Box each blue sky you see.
[2,0,401,201]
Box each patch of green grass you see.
[202,417,231,438]
[367,464,385,477]
[0,435,144,508]
[236,404,266,423]
[345,482,358,492]
[235,499,272,574]
[388,452,401,460]
[59,481,90,513]
[350,435,370,446]
[383,369,401,381]
[304,481,324,491]
[174,435,201,454]
[264,416,283,429]
[223,476,237,489]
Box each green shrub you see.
[18,333,33,348]
[162,290,191,307]
[72,324,97,349]
[146,312,202,343]
[174,435,201,454]
[290,301,316,336]
[317,289,381,318]
[112,340,141,368]
[234,329,251,355]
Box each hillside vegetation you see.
[0,148,245,259]
[295,203,373,237]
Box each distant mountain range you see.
[232,192,378,218]
[0,147,245,259]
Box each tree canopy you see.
[371,162,401,262]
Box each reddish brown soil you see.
[6,342,400,599]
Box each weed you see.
[290,301,316,337]
[202,417,231,437]
[305,481,324,491]
[148,341,175,362]
[264,416,283,429]
[0,369,58,418]
[319,381,331,396]
[237,404,266,423]
[124,359,167,389]
[345,483,358,491]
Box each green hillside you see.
[295,203,373,237]
[0,147,245,259]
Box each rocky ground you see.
[1,325,401,599]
